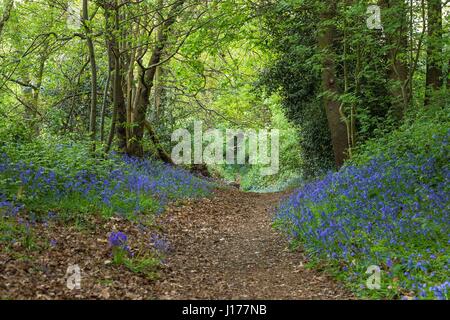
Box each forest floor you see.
[153,187,353,299]
[0,187,353,299]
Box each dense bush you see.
[275,108,450,299]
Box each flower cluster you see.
[108,231,128,248]
[427,281,450,300]
[108,231,132,263]
[0,193,23,217]
[0,152,212,217]
[150,233,170,254]
[275,131,450,299]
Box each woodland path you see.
[153,188,353,299]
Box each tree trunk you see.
[318,1,349,169]
[424,0,443,106]
[100,60,112,143]
[128,50,160,157]
[380,0,410,119]
[127,0,184,158]
[103,3,127,153]
[113,51,127,153]
[144,120,174,164]
[0,0,13,38]
[110,3,127,152]
[154,65,163,123]
[82,0,98,148]
[125,47,137,145]
[448,59,450,89]
[30,50,47,135]
[105,77,117,154]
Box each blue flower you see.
[108,231,128,248]
[150,233,170,253]
[274,132,450,300]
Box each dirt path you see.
[153,188,353,299]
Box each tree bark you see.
[448,59,450,90]
[113,48,128,153]
[128,0,185,158]
[424,0,443,106]
[144,120,174,164]
[31,51,47,135]
[82,0,97,146]
[0,0,13,38]
[100,60,112,143]
[82,0,98,147]
[318,1,349,169]
[153,65,163,123]
[380,0,410,119]
[111,2,127,152]
[103,2,127,153]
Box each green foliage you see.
[275,100,450,300]
[1,0,449,300]
[0,215,35,251]
[351,102,450,165]
[109,232,160,280]
[123,254,160,280]
[0,124,210,222]
[2,136,114,177]
[258,0,335,179]
[211,94,303,191]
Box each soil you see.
[0,188,353,300]
[153,188,353,299]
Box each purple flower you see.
[150,233,170,253]
[274,131,450,299]
[386,258,393,269]
[108,231,128,248]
